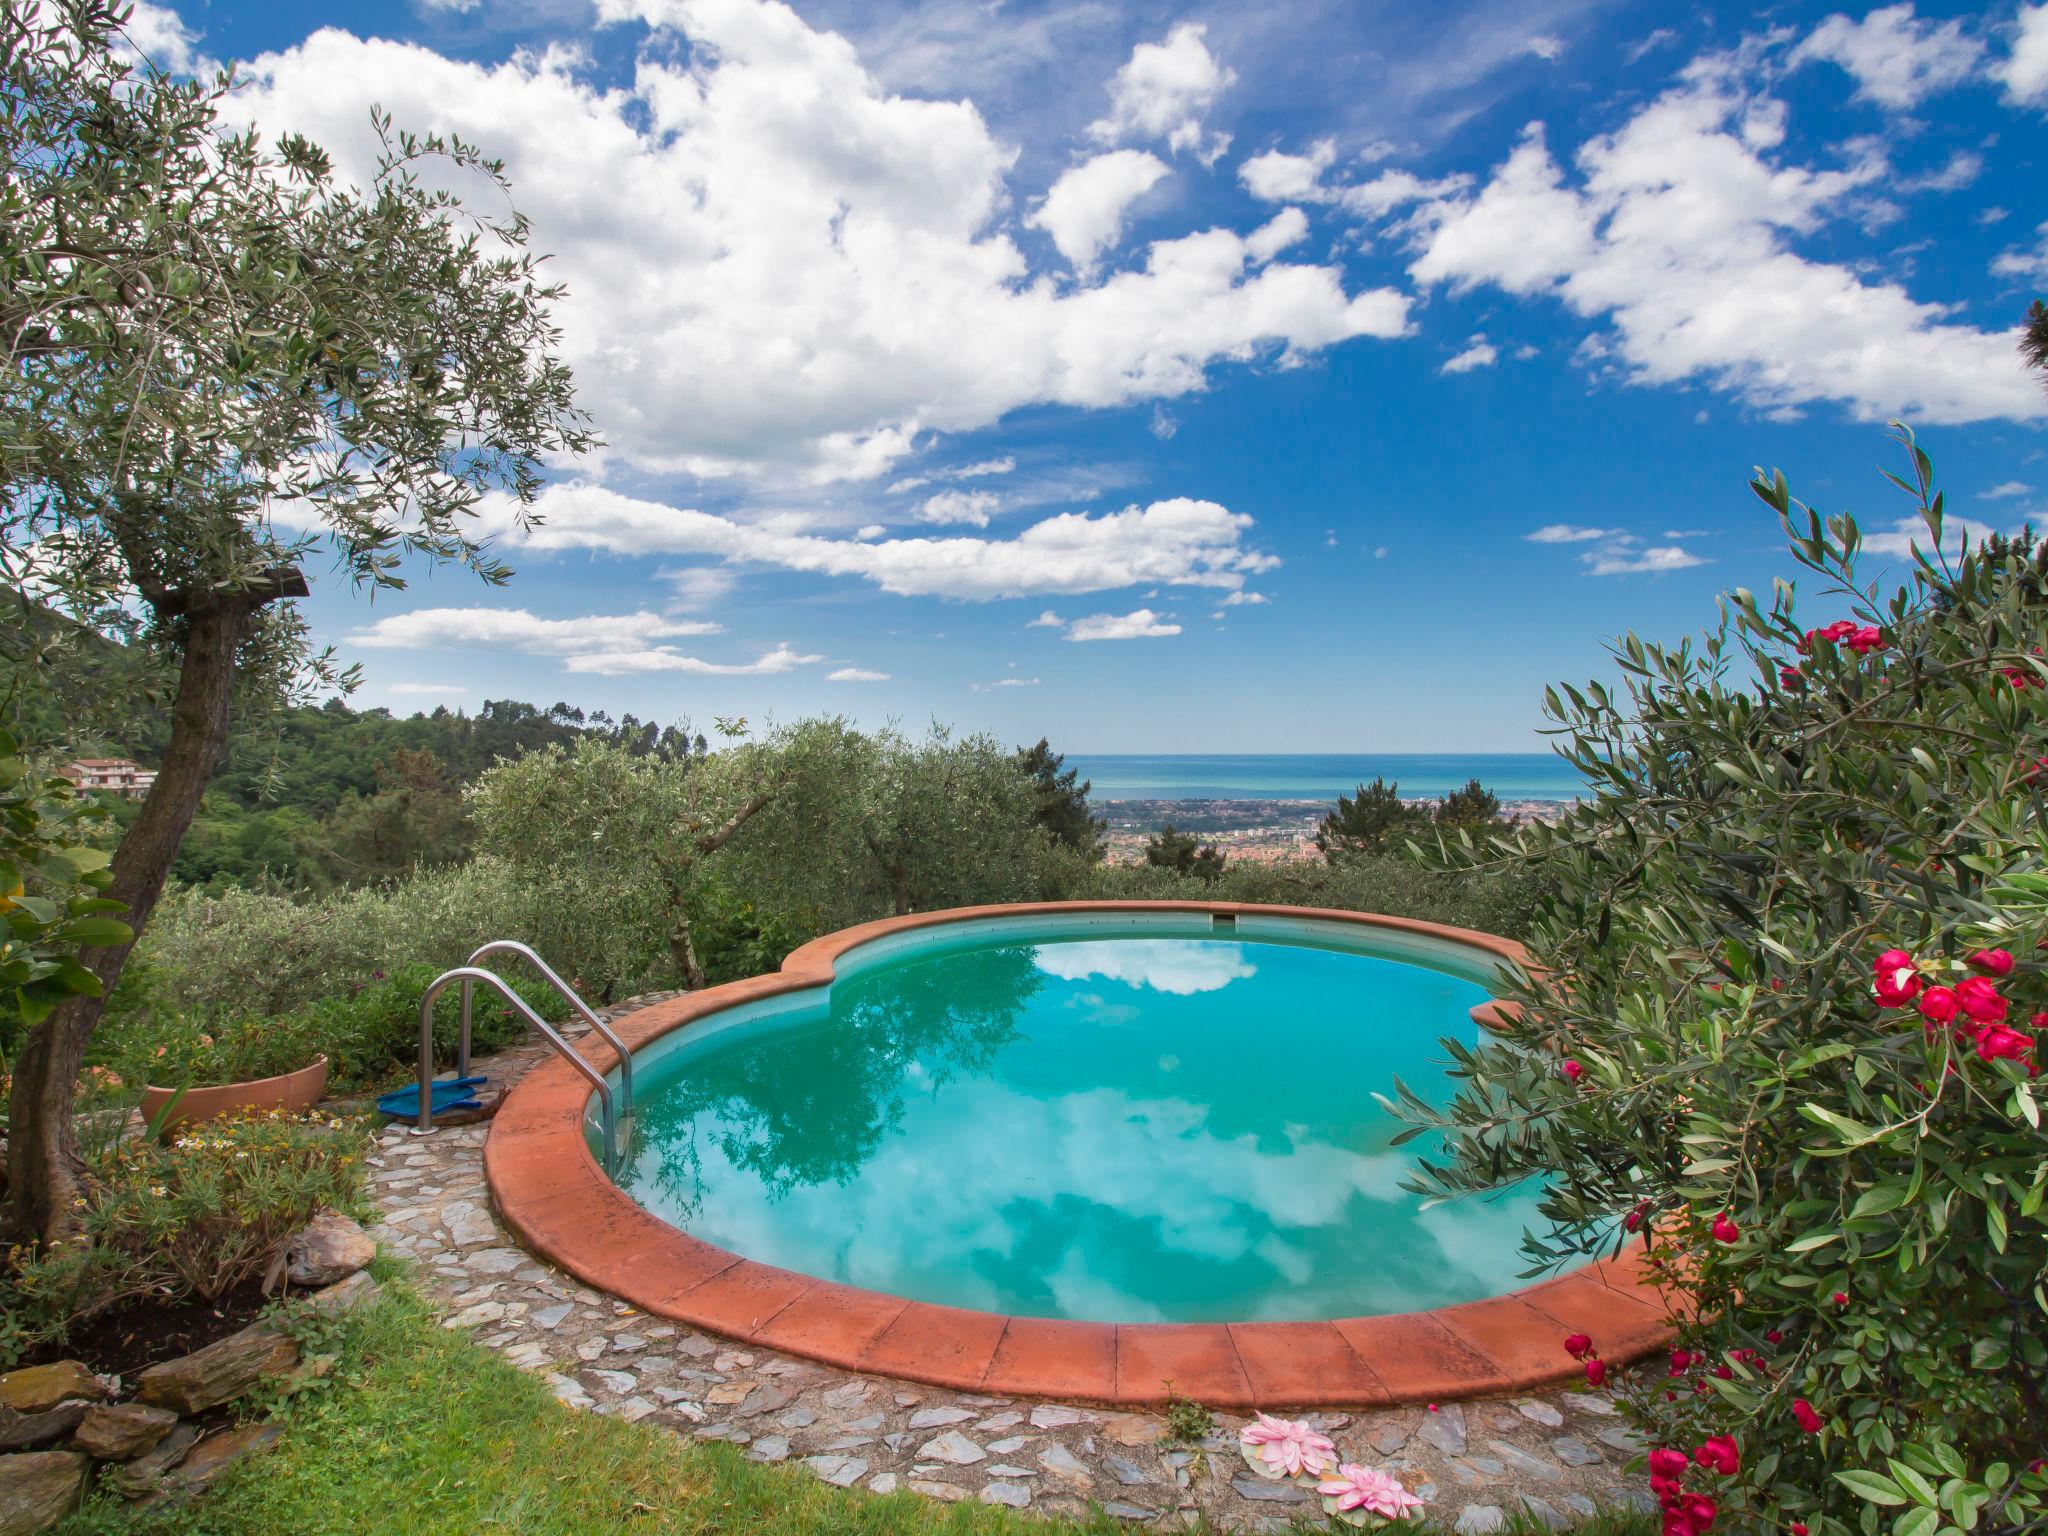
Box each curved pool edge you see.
[485,901,1676,1409]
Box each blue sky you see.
[132,0,2048,750]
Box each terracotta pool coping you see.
[484,901,1676,1409]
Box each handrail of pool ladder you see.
[412,965,618,1173]
[462,939,632,1118]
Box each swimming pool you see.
[486,903,1672,1407]
[610,910,1539,1323]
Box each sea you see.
[1064,753,1584,803]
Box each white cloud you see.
[1239,140,1470,221]
[1858,512,2000,557]
[386,682,470,696]
[955,456,1014,478]
[1148,405,1179,439]
[1030,149,1170,271]
[1028,610,1063,628]
[479,482,1277,601]
[1897,150,1982,193]
[1583,544,1707,575]
[350,607,722,654]
[1408,82,2046,427]
[1065,608,1181,640]
[223,4,1399,485]
[664,566,737,607]
[419,0,480,10]
[345,604,820,676]
[855,523,886,540]
[972,675,1042,690]
[1992,221,2048,281]
[1527,524,1619,543]
[2001,2,2048,103]
[1982,481,2033,499]
[1244,208,1309,264]
[917,489,1000,526]
[1790,4,1984,107]
[1442,338,1499,373]
[1219,590,1267,606]
[1089,22,1233,163]
[827,666,890,681]
[110,0,206,73]
[563,641,825,676]
[1524,34,1565,61]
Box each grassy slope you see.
[61,1280,1655,1536]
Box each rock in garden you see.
[0,1450,88,1535]
[916,1430,984,1465]
[156,1424,282,1497]
[907,1406,973,1429]
[980,1482,1031,1508]
[1456,1505,1505,1534]
[109,1423,200,1499]
[136,1324,299,1416]
[1419,1403,1467,1454]
[284,1211,376,1287]
[1040,1449,1089,1482]
[0,1406,87,1455]
[803,1454,868,1487]
[1230,1478,1310,1503]
[0,1364,105,1416]
[72,1404,180,1461]
[1514,1399,1564,1427]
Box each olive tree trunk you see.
[4,598,251,1246]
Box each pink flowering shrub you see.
[1397,430,2047,1536]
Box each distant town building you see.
[63,758,157,799]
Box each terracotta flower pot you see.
[139,1055,329,1137]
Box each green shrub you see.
[1399,431,2047,1536]
[1079,851,1551,941]
[287,961,570,1094]
[0,1109,370,1367]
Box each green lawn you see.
[60,1277,1656,1536]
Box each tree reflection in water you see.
[623,943,1043,1216]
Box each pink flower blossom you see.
[1239,1413,1337,1479]
[1843,626,1886,655]
[1967,949,2015,977]
[1710,1212,1740,1244]
[1873,950,1921,1007]
[1316,1463,1425,1519]
[1561,1058,1585,1085]
[1918,986,1960,1026]
[1955,975,2008,1026]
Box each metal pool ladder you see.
[412,942,634,1173]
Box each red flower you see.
[1649,1449,1692,1480]
[1627,1203,1649,1232]
[1585,1358,1608,1386]
[1669,1349,1693,1375]
[1831,1291,1849,1306]
[1682,1493,1720,1530]
[1564,1333,1595,1359]
[1792,1399,1822,1434]
[1764,1329,1784,1346]
[1955,975,2009,1026]
[1779,666,1805,689]
[1873,949,1921,1007]
[1653,1476,1686,1504]
[1561,1058,1585,1085]
[1792,1524,1810,1535]
[1976,1024,2038,1071]
[1663,1513,1699,1536]
[1713,1364,1734,1379]
[1918,986,1960,1026]
[1695,1434,1740,1475]
[1710,1212,1740,1244]
[1844,625,1886,655]
[1967,948,2016,977]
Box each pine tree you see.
[1144,824,1225,880]
[1315,778,1420,861]
[1015,739,1105,858]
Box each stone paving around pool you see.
[363,1002,1656,1534]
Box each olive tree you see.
[468,725,843,991]
[1397,429,2046,1536]
[1,1,592,1242]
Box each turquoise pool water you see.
[607,914,1543,1324]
